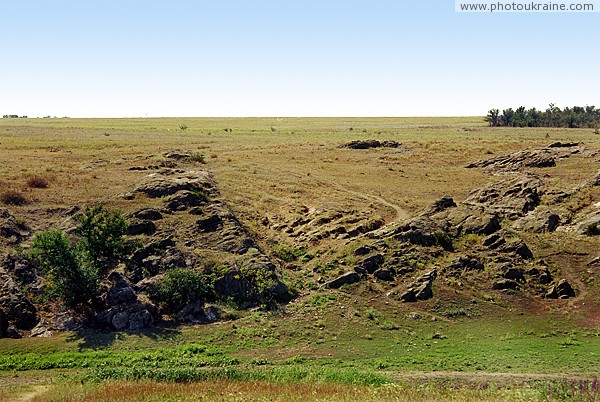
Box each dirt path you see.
[308,173,412,223]
[10,385,49,402]
[261,166,413,225]
[339,187,411,223]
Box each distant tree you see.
[514,106,527,127]
[500,108,515,127]
[526,108,540,127]
[487,104,600,129]
[485,109,500,126]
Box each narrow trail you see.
[12,385,49,402]
[338,187,411,223]
[287,168,413,224]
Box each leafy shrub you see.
[583,223,600,236]
[76,205,130,275]
[149,269,214,313]
[26,176,49,188]
[29,230,99,308]
[433,231,453,251]
[189,153,205,163]
[241,261,292,310]
[273,243,306,262]
[29,205,130,309]
[190,188,209,202]
[1,190,28,206]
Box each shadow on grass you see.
[66,326,182,350]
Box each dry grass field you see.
[0,117,598,401]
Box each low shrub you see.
[29,230,99,308]
[26,176,49,188]
[583,223,600,236]
[149,269,214,313]
[189,153,205,163]
[433,231,453,251]
[28,205,130,309]
[1,190,28,206]
[76,205,130,275]
[273,243,306,262]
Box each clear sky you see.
[1,0,598,117]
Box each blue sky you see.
[1,0,598,117]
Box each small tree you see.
[484,109,500,127]
[76,205,129,276]
[30,230,99,308]
[29,205,130,309]
[500,108,515,127]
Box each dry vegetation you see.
[0,117,599,401]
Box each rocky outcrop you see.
[277,207,385,244]
[0,209,29,243]
[391,216,452,248]
[354,254,384,275]
[443,206,500,235]
[338,140,401,149]
[95,303,156,331]
[573,210,600,236]
[397,270,436,302]
[466,149,556,171]
[547,141,579,148]
[134,171,214,198]
[513,208,560,233]
[126,220,156,236]
[492,279,520,290]
[93,271,157,331]
[0,268,38,334]
[545,279,576,299]
[175,302,220,324]
[325,272,361,289]
[105,272,138,306]
[165,190,207,211]
[587,170,600,187]
[464,176,543,219]
[444,256,484,276]
[131,208,163,221]
[420,196,457,216]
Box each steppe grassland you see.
[0,117,599,401]
[0,116,595,226]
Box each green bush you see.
[433,230,453,251]
[150,269,214,313]
[583,223,600,236]
[29,230,99,308]
[76,205,129,275]
[189,153,206,163]
[29,205,130,309]
[240,265,281,310]
[273,243,306,262]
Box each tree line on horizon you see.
[485,104,600,128]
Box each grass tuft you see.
[1,190,28,205]
[26,175,49,188]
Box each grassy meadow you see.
[0,117,599,401]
